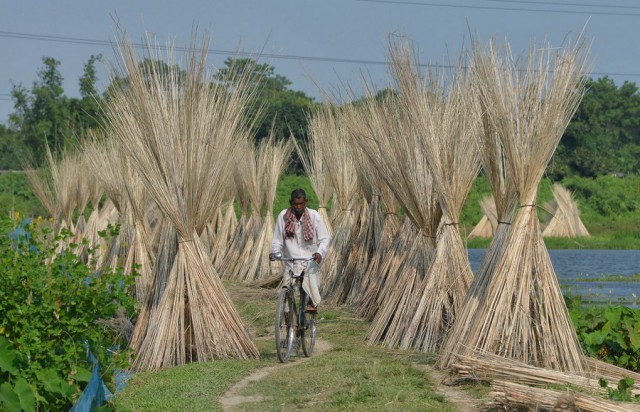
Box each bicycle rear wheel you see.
[275,288,294,363]
[301,295,317,357]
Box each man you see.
[270,188,330,313]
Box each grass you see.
[110,282,473,411]
[466,234,640,250]
[573,273,640,282]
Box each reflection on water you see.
[467,249,640,307]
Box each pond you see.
[467,249,640,307]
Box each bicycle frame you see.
[272,254,317,362]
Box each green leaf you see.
[0,382,21,412]
[0,337,19,375]
[14,378,36,412]
[36,368,73,397]
[75,366,93,383]
[583,329,607,346]
[626,320,640,349]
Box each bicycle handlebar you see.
[269,252,314,262]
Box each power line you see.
[357,0,640,16]
[0,29,639,93]
[0,30,435,67]
[486,0,640,10]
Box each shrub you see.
[571,305,640,372]
[0,217,136,411]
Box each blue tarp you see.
[69,350,132,411]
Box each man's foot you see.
[305,303,318,313]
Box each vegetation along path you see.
[112,282,488,410]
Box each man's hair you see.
[290,188,307,200]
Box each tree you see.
[214,58,317,151]
[550,77,640,179]
[8,57,71,164]
[68,54,104,132]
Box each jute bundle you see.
[488,380,639,412]
[452,352,606,396]
[325,122,378,306]
[217,139,255,279]
[542,183,590,237]
[347,91,441,347]
[72,152,91,239]
[291,134,333,236]
[210,195,237,267]
[105,31,259,370]
[235,136,292,282]
[437,48,519,368]
[224,138,261,281]
[256,137,292,280]
[83,134,133,273]
[75,148,106,264]
[447,36,591,371]
[583,357,640,389]
[467,196,497,239]
[118,149,156,302]
[311,102,360,298]
[353,182,401,319]
[386,40,481,352]
[24,146,77,237]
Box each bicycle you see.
[270,252,318,363]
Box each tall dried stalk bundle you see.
[467,196,498,239]
[386,40,482,352]
[24,146,77,235]
[217,139,255,279]
[437,48,519,368]
[105,31,259,370]
[75,148,106,263]
[353,181,401,319]
[253,137,292,280]
[291,134,333,236]
[451,352,640,398]
[341,157,386,308]
[117,149,156,302]
[542,183,590,237]
[311,102,360,297]
[583,357,640,388]
[488,380,638,412]
[73,153,91,237]
[210,194,237,268]
[323,116,371,305]
[232,136,292,282]
[446,36,591,371]
[225,138,262,281]
[346,88,442,347]
[83,134,132,272]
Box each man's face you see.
[290,197,307,218]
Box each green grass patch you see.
[111,359,264,412]
[573,273,640,282]
[109,283,458,411]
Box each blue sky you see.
[1,0,639,123]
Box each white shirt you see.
[271,208,331,276]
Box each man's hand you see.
[312,252,322,264]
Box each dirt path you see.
[219,338,332,411]
[416,364,482,412]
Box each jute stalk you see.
[105,30,259,370]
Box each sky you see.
[1,0,639,124]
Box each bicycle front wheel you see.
[301,295,317,357]
[275,288,294,363]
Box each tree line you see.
[1,55,639,179]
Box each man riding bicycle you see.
[270,188,331,313]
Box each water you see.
[467,249,640,307]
